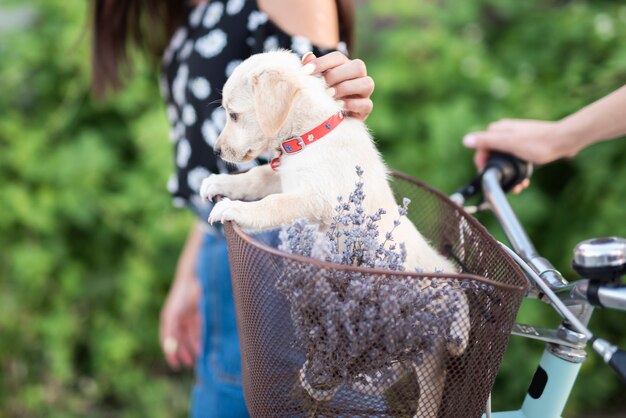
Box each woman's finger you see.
[512,178,531,194]
[162,334,181,369]
[473,148,490,171]
[323,58,367,87]
[342,98,373,121]
[305,50,349,74]
[463,131,520,155]
[301,51,316,66]
[177,334,195,367]
[332,76,375,99]
[180,315,201,366]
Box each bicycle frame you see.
[476,167,592,418]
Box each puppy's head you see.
[215,50,322,163]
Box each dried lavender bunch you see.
[276,167,463,397]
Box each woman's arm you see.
[257,0,340,48]
[559,84,626,152]
[464,85,626,169]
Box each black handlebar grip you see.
[485,152,533,193]
[609,348,626,384]
[452,152,534,202]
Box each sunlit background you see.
[1,0,625,416]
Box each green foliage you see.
[1,0,625,416]
[357,1,626,415]
[0,1,192,417]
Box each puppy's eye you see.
[229,112,238,122]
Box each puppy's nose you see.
[214,146,222,157]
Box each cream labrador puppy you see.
[200,50,469,416]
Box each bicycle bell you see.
[572,237,626,283]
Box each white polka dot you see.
[170,28,187,51]
[166,104,178,124]
[246,37,256,47]
[163,27,188,64]
[189,2,208,27]
[225,60,242,77]
[189,77,211,100]
[202,119,219,147]
[169,122,185,143]
[176,138,192,168]
[211,107,226,131]
[195,29,227,59]
[187,167,211,192]
[163,48,175,65]
[291,36,313,56]
[226,0,245,15]
[167,174,179,193]
[247,11,268,31]
[179,40,194,60]
[263,36,279,52]
[182,105,197,126]
[172,64,189,106]
[203,2,224,28]
[172,122,185,143]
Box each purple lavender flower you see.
[276,166,463,399]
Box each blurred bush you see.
[0,1,193,417]
[0,0,624,417]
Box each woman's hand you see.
[160,222,204,369]
[159,274,201,370]
[302,51,375,121]
[463,119,571,193]
[462,119,579,170]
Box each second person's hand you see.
[462,118,581,171]
[159,274,201,370]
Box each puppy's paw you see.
[200,174,234,202]
[208,198,244,225]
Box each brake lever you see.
[502,242,626,384]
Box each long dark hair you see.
[91,0,355,98]
[91,0,185,98]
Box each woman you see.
[91,0,374,416]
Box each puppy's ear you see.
[252,70,300,137]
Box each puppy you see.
[200,50,469,417]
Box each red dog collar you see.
[270,112,345,170]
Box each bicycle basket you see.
[223,171,529,418]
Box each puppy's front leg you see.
[200,164,281,202]
[208,193,328,231]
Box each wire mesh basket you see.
[223,171,529,418]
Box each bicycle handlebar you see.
[454,152,626,383]
[594,339,626,384]
[451,152,533,205]
[484,152,534,193]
